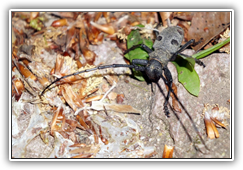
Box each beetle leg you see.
[178,53,206,67]
[141,44,153,53]
[124,44,153,55]
[170,39,195,61]
[170,38,205,67]
[161,66,173,117]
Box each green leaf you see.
[126,30,143,49]
[172,57,200,96]
[178,54,196,67]
[172,37,230,96]
[125,29,153,81]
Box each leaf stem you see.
[192,37,230,59]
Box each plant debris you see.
[202,104,230,139]
[162,144,174,158]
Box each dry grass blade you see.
[50,106,64,135]
[84,95,104,102]
[91,101,140,114]
[69,143,87,147]
[105,104,140,113]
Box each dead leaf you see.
[204,112,219,139]
[61,84,84,111]
[66,25,76,50]
[162,144,174,158]
[79,20,96,64]
[173,12,194,21]
[159,12,172,26]
[30,12,39,20]
[188,12,230,51]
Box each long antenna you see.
[41,64,144,96]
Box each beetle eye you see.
[157,36,162,41]
[171,39,179,46]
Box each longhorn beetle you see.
[41,25,208,150]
